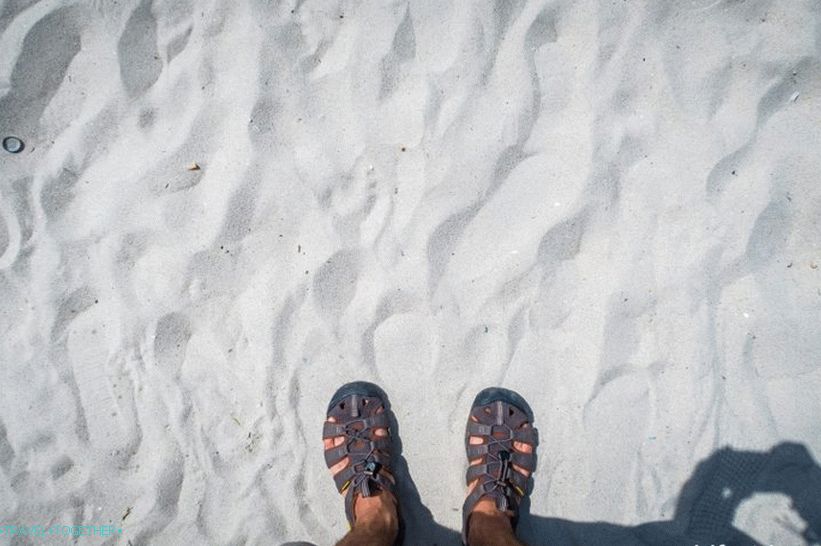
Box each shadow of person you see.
[286,402,820,546]
[667,442,821,545]
[385,406,463,546]
[515,442,821,546]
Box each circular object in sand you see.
[2,136,24,154]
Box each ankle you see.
[469,508,513,530]
[472,497,509,517]
[467,499,513,545]
[353,491,399,534]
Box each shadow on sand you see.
[285,394,821,546]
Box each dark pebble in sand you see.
[3,136,24,153]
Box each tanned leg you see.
[334,492,398,546]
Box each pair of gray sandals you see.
[323,381,539,545]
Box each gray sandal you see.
[462,387,539,544]
[323,381,397,526]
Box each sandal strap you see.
[333,465,358,492]
[322,413,389,439]
[462,482,521,544]
[463,479,521,512]
[461,392,538,545]
[466,421,493,437]
[363,448,391,468]
[324,384,396,527]
[324,444,348,467]
[336,459,396,495]
[465,462,529,492]
[511,451,535,469]
[323,422,348,438]
[325,436,392,464]
[465,419,538,446]
[514,427,539,445]
[343,468,395,524]
[466,443,487,458]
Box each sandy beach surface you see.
[1,1,820,544]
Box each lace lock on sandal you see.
[364,460,381,477]
[498,450,512,483]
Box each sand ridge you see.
[1,0,820,544]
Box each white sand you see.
[1,1,820,544]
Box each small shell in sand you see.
[187,162,201,171]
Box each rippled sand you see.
[1,1,820,544]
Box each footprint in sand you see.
[118,0,163,97]
[40,167,80,221]
[49,455,74,480]
[312,250,361,315]
[0,6,83,135]
[0,420,15,474]
[379,7,416,99]
[154,312,192,374]
[0,207,10,267]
